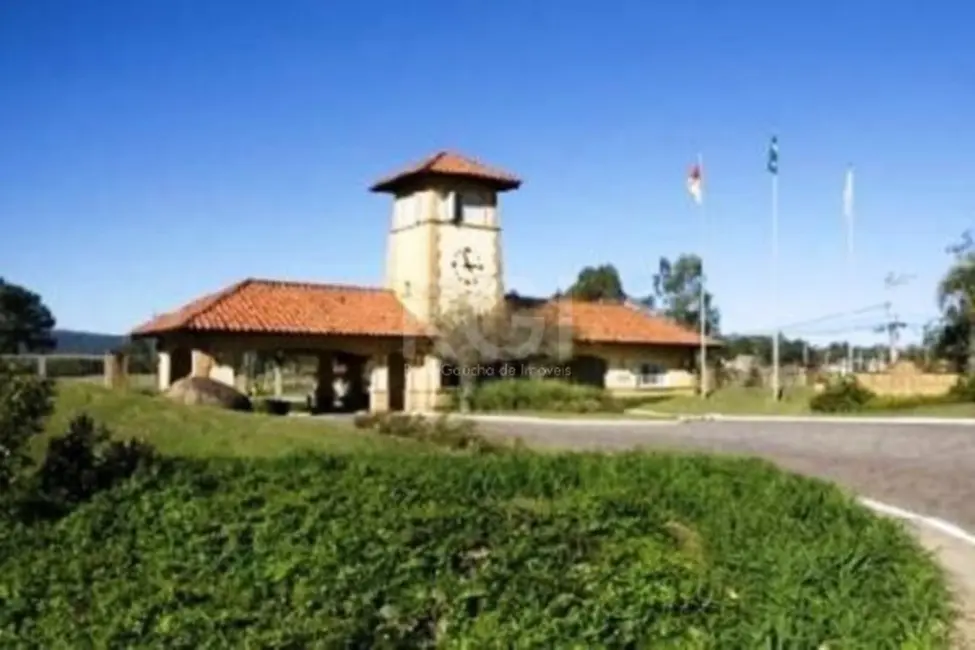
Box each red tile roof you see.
[370,151,521,193]
[538,299,719,347]
[130,279,429,338]
[132,280,713,348]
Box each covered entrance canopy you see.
[130,278,432,412]
[131,283,722,415]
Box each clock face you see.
[450,246,485,287]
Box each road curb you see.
[712,414,975,426]
[630,411,975,426]
[448,414,681,427]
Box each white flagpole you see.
[844,166,855,374]
[771,170,780,400]
[698,153,708,397]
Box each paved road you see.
[476,419,975,532]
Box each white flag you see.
[843,166,854,258]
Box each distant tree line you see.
[0,277,156,375]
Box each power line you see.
[732,318,930,339]
[749,303,889,333]
[793,322,916,337]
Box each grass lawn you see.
[40,382,408,458]
[0,381,955,647]
[636,386,975,419]
[867,402,975,418]
[635,386,817,416]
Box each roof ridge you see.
[247,278,390,293]
[370,150,521,193]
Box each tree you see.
[566,265,626,302]
[0,278,56,354]
[936,230,975,374]
[0,360,54,492]
[646,255,720,335]
[434,301,573,412]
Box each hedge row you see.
[442,379,628,413]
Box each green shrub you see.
[0,361,54,492]
[355,413,501,453]
[809,376,876,412]
[0,453,951,647]
[256,398,292,416]
[948,375,975,402]
[353,412,379,429]
[34,414,157,509]
[461,379,622,413]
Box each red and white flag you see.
[687,162,703,204]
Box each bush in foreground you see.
[34,414,157,509]
[448,379,623,413]
[0,452,950,647]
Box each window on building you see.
[452,192,464,224]
[637,363,668,387]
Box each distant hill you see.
[53,330,128,355]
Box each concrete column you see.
[157,351,172,391]
[103,352,129,390]
[273,363,283,398]
[369,355,389,413]
[406,354,441,412]
[314,351,335,413]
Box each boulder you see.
[164,376,252,412]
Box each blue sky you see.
[2,1,972,345]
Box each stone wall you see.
[854,361,959,397]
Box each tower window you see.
[452,192,463,224]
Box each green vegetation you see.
[630,381,975,418]
[443,379,625,414]
[0,451,952,647]
[0,366,956,646]
[353,412,507,453]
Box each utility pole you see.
[883,272,915,367]
[884,301,895,365]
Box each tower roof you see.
[370,150,521,193]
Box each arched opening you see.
[170,347,191,383]
[570,355,607,388]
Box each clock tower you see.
[371,151,521,323]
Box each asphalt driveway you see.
[476,418,975,533]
